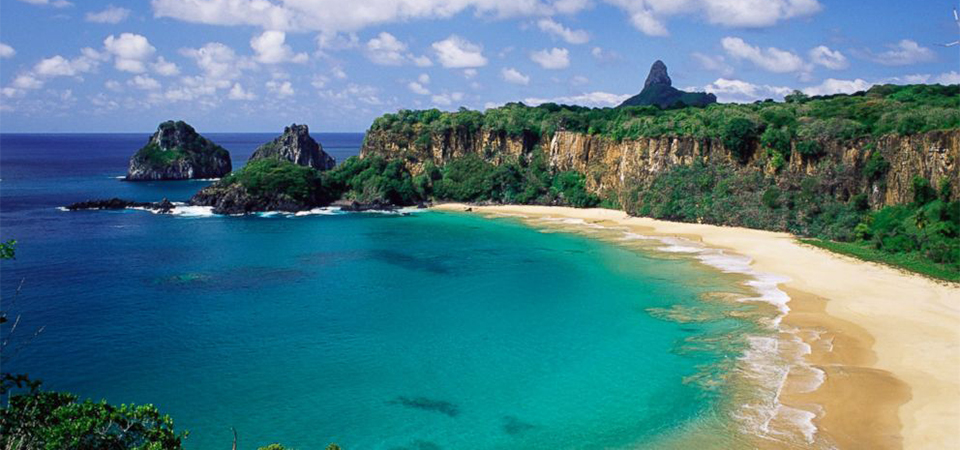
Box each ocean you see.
[0,133,783,449]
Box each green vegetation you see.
[222,159,328,204]
[0,391,186,450]
[618,83,717,109]
[133,120,229,171]
[801,239,959,283]
[370,84,958,145]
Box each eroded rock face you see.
[126,121,232,181]
[361,127,960,209]
[249,124,336,170]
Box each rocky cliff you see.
[126,121,232,181]
[361,128,960,208]
[249,124,336,170]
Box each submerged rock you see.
[126,121,232,181]
[249,123,336,170]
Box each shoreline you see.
[433,203,960,449]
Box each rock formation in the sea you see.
[126,120,232,181]
[248,124,336,170]
[617,60,717,109]
[66,197,175,213]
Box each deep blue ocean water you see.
[0,133,757,449]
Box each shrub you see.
[762,187,781,209]
[862,150,890,181]
[721,117,757,162]
[795,140,824,158]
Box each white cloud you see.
[103,33,156,73]
[152,0,590,33]
[701,78,792,102]
[432,91,464,106]
[365,32,407,66]
[524,91,630,107]
[181,42,250,81]
[33,53,98,77]
[105,80,123,91]
[408,81,430,95]
[85,5,131,24]
[802,78,872,96]
[0,43,16,59]
[266,80,295,97]
[501,67,530,85]
[128,74,161,90]
[531,47,570,69]
[570,75,588,85]
[228,82,256,100]
[251,31,308,64]
[13,74,43,89]
[860,40,936,66]
[603,0,820,36]
[934,71,960,85]
[692,52,733,76]
[316,32,359,51]
[590,46,621,64]
[537,18,589,44]
[411,55,433,67]
[151,56,180,76]
[17,0,72,8]
[721,37,806,73]
[808,45,847,70]
[418,73,431,84]
[432,35,488,68]
[317,83,383,106]
[463,68,478,78]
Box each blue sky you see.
[0,0,957,132]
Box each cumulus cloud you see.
[408,81,430,95]
[537,18,589,44]
[128,74,161,90]
[501,67,530,85]
[17,0,72,8]
[432,91,464,106]
[103,33,156,73]
[85,5,131,24]
[181,42,251,81]
[934,71,960,84]
[859,40,936,66]
[152,0,590,33]
[531,47,569,69]
[524,91,630,107]
[2,47,103,97]
[411,55,433,67]
[603,0,821,36]
[266,80,295,97]
[692,52,733,76]
[0,43,15,58]
[251,31,308,64]
[590,46,621,64]
[808,45,847,70]
[721,37,806,73]
[700,78,792,102]
[801,78,872,96]
[365,32,407,66]
[432,35,488,68]
[228,82,256,100]
[151,56,180,76]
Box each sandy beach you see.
[434,203,960,449]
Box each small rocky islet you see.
[125,120,232,181]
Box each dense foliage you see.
[134,121,229,170]
[221,159,328,204]
[0,391,186,450]
[369,84,959,146]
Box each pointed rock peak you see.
[250,123,336,171]
[152,120,200,150]
[644,60,671,89]
[285,123,309,136]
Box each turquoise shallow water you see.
[1,134,760,449]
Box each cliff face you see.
[361,128,959,208]
[126,121,232,181]
[249,124,336,170]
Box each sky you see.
[0,0,958,132]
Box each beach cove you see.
[434,203,960,449]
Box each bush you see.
[862,150,890,181]
[223,159,324,204]
[762,187,781,209]
[795,140,824,158]
[551,171,600,208]
[721,118,757,162]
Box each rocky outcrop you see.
[126,121,232,181]
[618,61,716,109]
[66,197,175,213]
[189,182,312,215]
[361,127,960,208]
[249,124,336,170]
